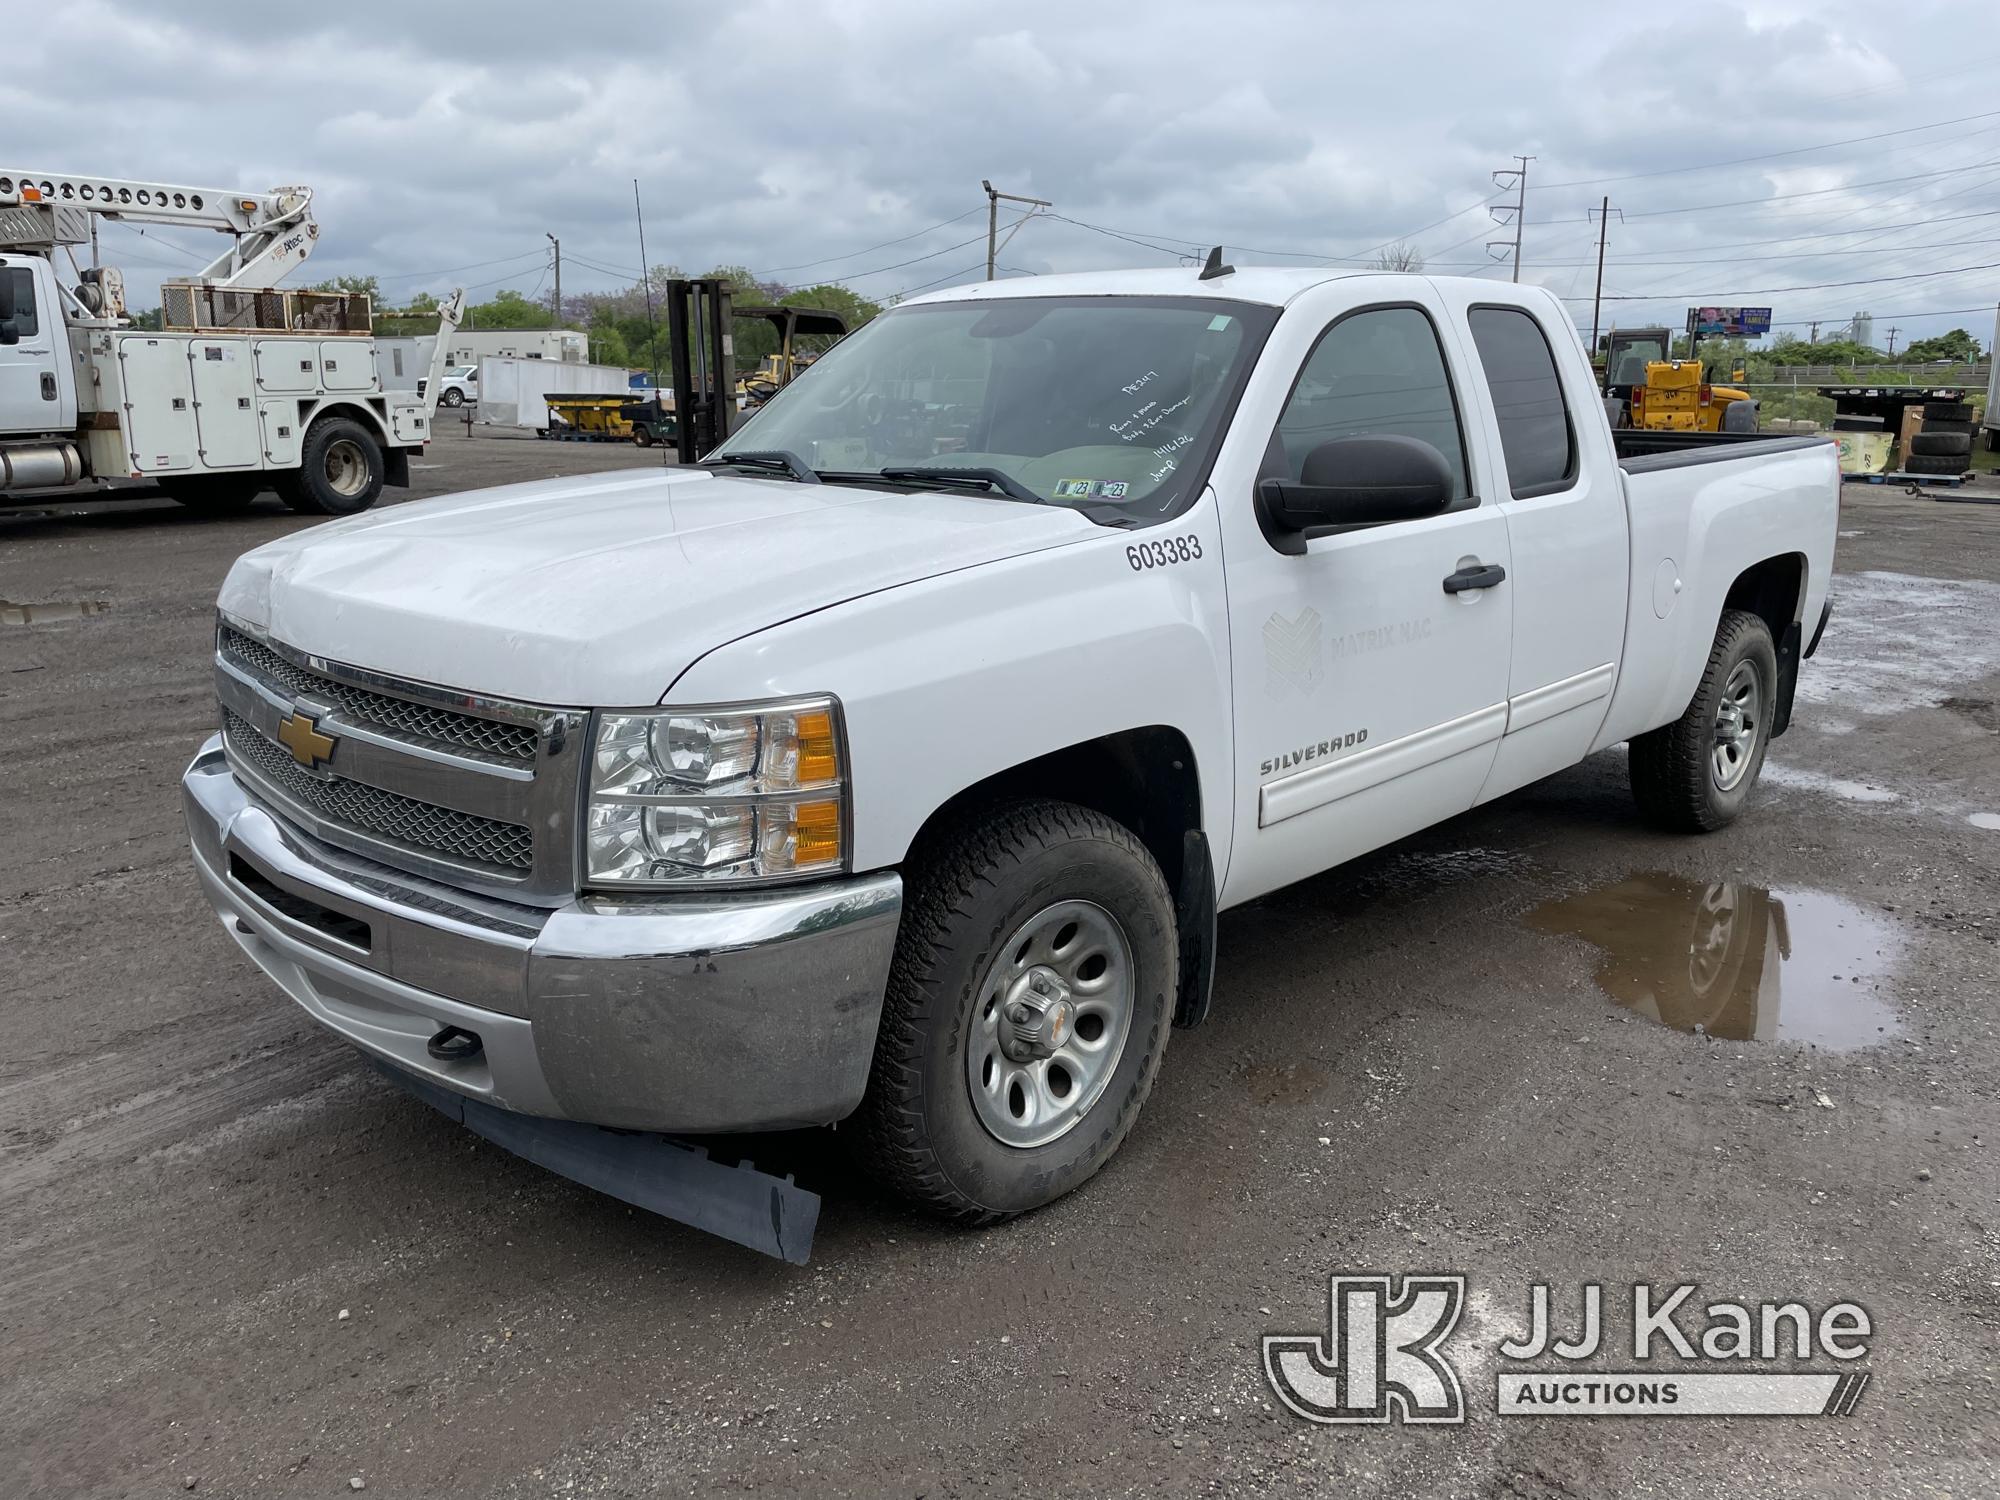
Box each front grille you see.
[219,627,540,762]
[223,709,534,873]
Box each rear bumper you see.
[182,735,901,1133]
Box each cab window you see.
[1468,306,1576,497]
[3,267,38,338]
[1271,306,1470,505]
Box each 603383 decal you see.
[1127,534,1203,571]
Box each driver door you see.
[0,259,69,435]
[1214,290,1513,906]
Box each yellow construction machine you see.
[1601,326,1758,434]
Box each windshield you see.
[712,295,1278,519]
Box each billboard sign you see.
[1687,306,1773,337]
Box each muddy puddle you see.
[1527,874,1903,1049]
[0,598,111,626]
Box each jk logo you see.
[1263,1274,1466,1425]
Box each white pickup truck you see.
[183,267,1838,1247]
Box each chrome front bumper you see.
[182,735,902,1133]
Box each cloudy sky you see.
[10,0,1999,347]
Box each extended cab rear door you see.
[1213,280,1513,907]
[1429,282,1630,802]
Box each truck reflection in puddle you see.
[1528,874,1903,1049]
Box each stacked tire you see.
[1906,401,1974,477]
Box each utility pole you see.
[546,232,561,330]
[1808,320,1820,345]
[1586,196,1622,353]
[633,179,659,392]
[1487,155,1534,282]
[982,179,1052,280]
[1886,325,1900,356]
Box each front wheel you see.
[440,388,465,407]
[1629,609,1777,832]
[852,800,1176,1223]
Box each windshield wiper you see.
[698,450,821,483]
[876,466,1043,504]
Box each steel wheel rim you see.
[1710,660,1762,791]
[966,899,1135,1149]
[324,438,368,498]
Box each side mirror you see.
[1256,434,1453,555]
[0,274,16,323]
[0,320,17,347]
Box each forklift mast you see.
[665,278,736,464]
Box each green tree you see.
[308,274,381,301]
[1902,327,1982,363]
[463,287,553,330]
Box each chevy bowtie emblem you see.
[276,710,337,770]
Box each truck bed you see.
[1614,430,1833,470]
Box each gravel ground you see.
[3,432,1997,1498]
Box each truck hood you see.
[218,468,1099,704]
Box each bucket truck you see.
[0,170,462,514]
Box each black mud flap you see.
[374,1063,820,1264]
[384,448,411,489]
[1174,829,1217,1028]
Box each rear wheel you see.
[160,475,266,515]
[1629,610,1777,833]
[852,800,1176,1222]
[279,418,384,515]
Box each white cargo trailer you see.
[473,356,633,430]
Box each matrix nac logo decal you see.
[1263,1275,1466,1425]
[1263,607,1323,698]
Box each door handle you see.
[41,372,57,400]
[1443,563,1507,594]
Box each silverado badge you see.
[276,710,336,770]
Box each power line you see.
[747,206,986,277]
[1573,258,2000,302]
[1528,108,2000,190]
[375,248,548,283]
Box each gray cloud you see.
[9,0,1997,343]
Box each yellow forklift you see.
[1600,317,1759,434]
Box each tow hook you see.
[426,1025,483,1063]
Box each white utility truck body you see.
[0,170,460,514]
[183,267,1840,1257]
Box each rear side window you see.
[1272,306,1469,504]
[3,267,37,338]
[1467,306,1575,496]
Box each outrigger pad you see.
[373,1063,821,1264]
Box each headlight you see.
[584,697,847,887]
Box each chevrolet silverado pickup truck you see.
[184,266,1838,1247]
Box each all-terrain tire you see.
[1922,401,1972,423]
[281,418,385,516]
[1629,610,1777,833]
[1905,454,1970,476]
[1911,431,1973,457]
[850,799,1176,1223]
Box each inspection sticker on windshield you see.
[1054,479,1129,500]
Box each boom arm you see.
[0,170,316,288]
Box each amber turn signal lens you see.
[793,798,842,866]
[794,709,839,785]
